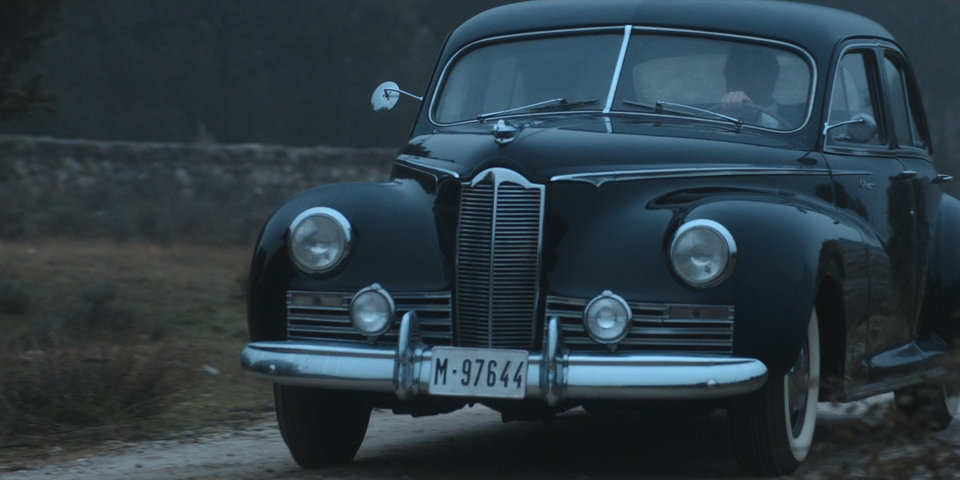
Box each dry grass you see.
[0,239,271,467]
[0,343,180,436]
[0,239,957,477]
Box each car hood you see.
[397,116,815,183]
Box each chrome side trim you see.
[550,166,857,186]
[395,154,461,180]
[832,169,873,176]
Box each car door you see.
[821,47,919,383]
[879,49,943,333]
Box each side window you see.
[827,51,882,145]
[882,54,926,150]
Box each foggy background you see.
[2,0,959,163]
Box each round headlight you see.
[289,207,351,274]
[583,290,632,344]
[670,219,736,288]
[349,284,395,337]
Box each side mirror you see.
[846,113,877,143]
[822,113,877,143]
[371,81,422,112]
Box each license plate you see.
[428,347,528,399]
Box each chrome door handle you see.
[932,174,954,184]
[890,170,918,181]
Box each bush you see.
[0,267,29,314]
[0,280,184,439]
[73,282,133,331]
[0,342,182,437]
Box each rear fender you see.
[920,194,960,345]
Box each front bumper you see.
[241,312,768,405]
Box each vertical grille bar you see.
[456,168,544,349]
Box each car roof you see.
[444,0,893,60]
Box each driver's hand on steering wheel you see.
[721,91,753,109]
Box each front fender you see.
[247,179,450,341]
[691,199,850,375]
[546,184,854,375]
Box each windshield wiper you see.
[477,98,598,122]
[623,99,743,131]
[530,98,598,111]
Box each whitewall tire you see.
[730,309,820,475]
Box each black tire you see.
[274,384,372,468]
[894,382,959,431]
[729,310,820,476]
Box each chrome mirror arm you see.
[371,81,422,112]
[822,117,865,136]
[822,113,877,143]
[385,88,422,103]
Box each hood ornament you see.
[491,120,518,145]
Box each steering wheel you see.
[709,102,792,130]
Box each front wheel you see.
[729,309,820,475]
[274,385,372,468]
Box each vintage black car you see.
[242,0,960,474]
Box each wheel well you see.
[816,275,845,402]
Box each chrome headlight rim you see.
[349,283,396,338]
[669,219,737,289]
[288,207,352,275]
[582,290,633,345]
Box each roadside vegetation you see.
[809,357,960,479]
[0,240,271,469]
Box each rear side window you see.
[882,54,926,150]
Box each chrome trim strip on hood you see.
[396,154,461,180]
[551,166,870,186]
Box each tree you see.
[0,1,59,125]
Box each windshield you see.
[432,29,814,132]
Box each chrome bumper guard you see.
[241,312,768,405]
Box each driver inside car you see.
[719,47,782,128]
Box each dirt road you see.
[3,395,958,480]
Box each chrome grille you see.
[456,168,545,349]
[286,290,452,345]
[546,296,734,355]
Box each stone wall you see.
[0,135,395,245]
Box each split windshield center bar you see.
[603,25,633,114]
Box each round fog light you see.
[349,284,395,337]
[583,290,632,344]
